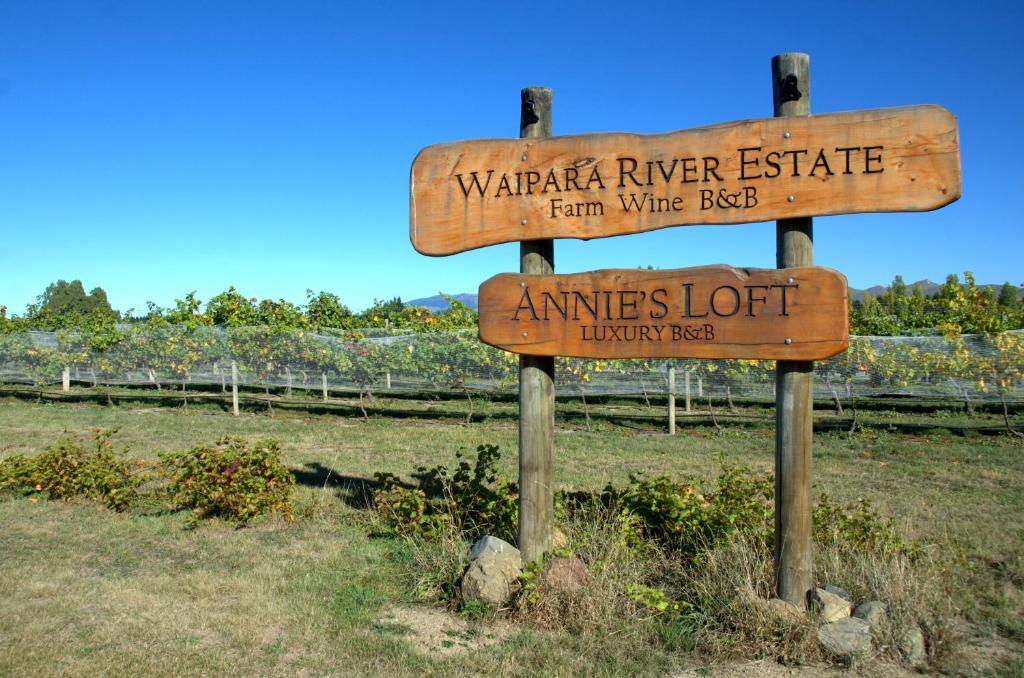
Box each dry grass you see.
[0,397,1022,675]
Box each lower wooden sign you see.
[478,265,849,360]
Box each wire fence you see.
[1,327,1022,404]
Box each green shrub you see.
[159,436,295,526]
[0,454,36,493]
[609,464,772,560]
[813,493,908,556]
[372,472,449,538]
[372,444,518,543]
[29,430,140,511]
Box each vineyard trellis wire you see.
[1,326,1023,405]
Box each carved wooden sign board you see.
[478,266,849,361]
[410,105,960,256]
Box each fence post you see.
[772,52,814,608]
[667,365,676,435]
[684,370,692,412]
[322,372,329,401]
[62,366,70,393]
[518,86,555,564]
[385,371,392,390]
[231,360,239,417]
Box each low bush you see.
[159,436,295,526]
[0,430,140,511]
[373,443,518,543]
[607,464,773,560]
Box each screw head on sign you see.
[783,131,791,139]
[520,281,525,287]
[521,154,528,161]
[521,219,527,225]
[787,195,795,203]
[521,332,528,337]
[784,338,793,345]
[787,277,794,284]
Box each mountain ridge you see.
[407,280,1024,312]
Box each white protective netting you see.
[1,327,1022,403]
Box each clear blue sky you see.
[1,0,1020,315]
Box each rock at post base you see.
[810,587,853,622]
[852,600,888,626]
[823,583,853,602]
[817,616,873,658]
[469,535,520,563]
[766,597,804,621]
[542,556,589,593]
[461,536,523,607]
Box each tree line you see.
[2,273,1022,338]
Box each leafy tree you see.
[205,287,260,326]
[23,280,119,330]
[305,290,355,330]
[997,282,1019,309]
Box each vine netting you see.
[1,327,1022,404]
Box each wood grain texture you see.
[773,52,814,608]
[411,105,960,255]
[478,265,848,360]
[517,86,555,565]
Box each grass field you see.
[1,394,1022,676]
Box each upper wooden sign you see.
[411,105,960,256]
[478,265,849,360]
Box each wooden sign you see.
[411,105,960,255]
[478,265,848,360]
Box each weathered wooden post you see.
[518,87,555,563]
[667,365,676,435]
[684,369,692,413]
[231,360,239,417]
[772,52,814,607]
[61,366,70,393]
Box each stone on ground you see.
[461,535,523,607]
[810,587,853,622]
[823,584,853,602]
[469,535,520,562]
[542,556,589,593]
[852,600,888,626]
[766,597,804,621]
[817,616,873,658]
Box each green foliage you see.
[608,465,912,562]
[22,279,120,331]
[305,289,356,330]
[609,465,773,560]
[372,444,518,543]
[372,473,448,538]
[0,454,36,493]
[26,430,140,511]
[813,494,907,557]
[159,436,295,526]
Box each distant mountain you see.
[850,279,1022,302]
[405,280,1021,311]
[405,293,478,312]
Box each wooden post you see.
[231,360,239,417]
[684,370,692,412]
[322,372,329,401]
[385,371,392,390]
[61,366,70,393]
[518,86,555,564]
[772,52,814,608]
[667,366,676,435]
